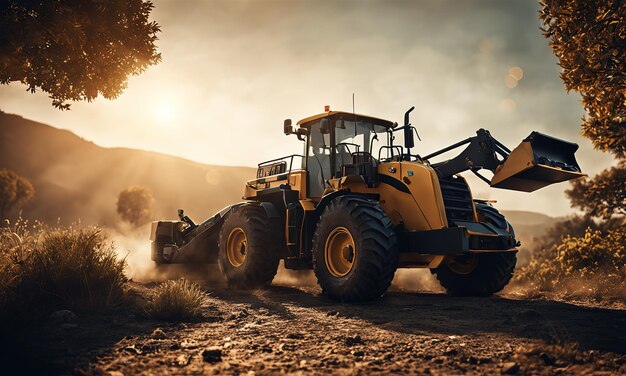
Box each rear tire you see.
[218,205,280,289]
[432,203,517,296]
[313,196,398,302]
[431,252,517,296]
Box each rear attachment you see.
[150,206,236,264]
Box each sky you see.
[0,0,617,216]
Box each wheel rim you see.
[324,227,356,277]
[226,227,247,267]
[447,254,478,275]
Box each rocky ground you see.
[5,277,626,375]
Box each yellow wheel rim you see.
[324,227,356,277]
[226,227,247,267]
[447,255,478,275]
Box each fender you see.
[315,190,379,215]
[229,201,280,219]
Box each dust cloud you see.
[106,225,445,294]
[104,222,216,283]
[390,269,445,293]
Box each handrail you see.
[378,145,403,161]
[256,154,304,178]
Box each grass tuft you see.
[0,220,127,325]
[144,278,208,321]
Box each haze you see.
[0,0,615,216]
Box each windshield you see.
[334,119,387,156]
[304,118,390,197]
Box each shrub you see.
[144,278,208,321]
[0,222,128,324]
[515,227,626,299]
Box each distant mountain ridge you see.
[0,111,255,225]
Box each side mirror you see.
[320,118,330,134]
[284,119,293,135]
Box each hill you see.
[0,111,564,242]
[0,112,256,226]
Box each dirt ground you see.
[6,270,625,376]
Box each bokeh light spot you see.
[500,98,517,112]
[509,66,524,80]
[504,74,518,88]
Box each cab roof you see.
[296,111,396,128]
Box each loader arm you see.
[423,128,585,192]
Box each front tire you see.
[312,196,398,302]
[218,205,280,289]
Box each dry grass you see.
[0,220,127,325]
[144,278,208,321]
[514,226,625,301]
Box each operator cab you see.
[297,111,395,197]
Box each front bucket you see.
[491,131,586,192]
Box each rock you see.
[238,309,250,318]
[49,310,77,324]
[123,346,142,355]
[540,352,555,366]
[502,362,520,374]
[345,335,362,346]
[177,354,190,366]
[202,347,223,363]
[278,343,294,351]
[152,328,167,339]
[140,344,156,354]
[181,340,200,349]
[443,347,458,356]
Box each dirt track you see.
[13,275,624,375]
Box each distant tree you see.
[566,161,626,219]
[0,0,161,110]
[540,0,626,158]
[0,169,35,220]
[116,186,153,226]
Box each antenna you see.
[353,92,357,136]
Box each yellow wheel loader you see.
[150,107,585,301]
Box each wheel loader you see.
[150,107,585,301]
